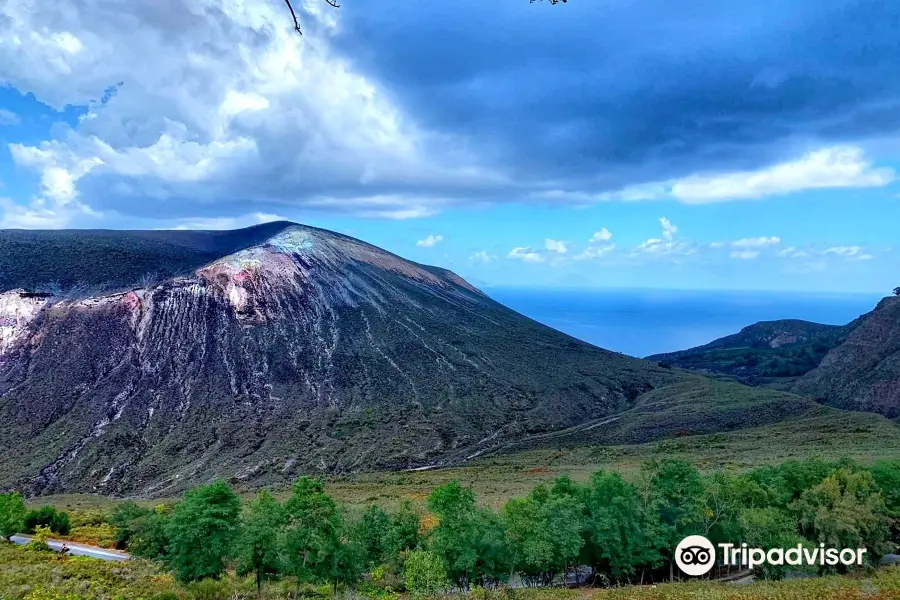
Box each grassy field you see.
[3,542,900,600]
[30,404,900,514]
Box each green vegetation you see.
[23,506,71,536]
[0,491,26,540]
[4,539,900,600]
[167,481,242,582]
[647,319,853,384]
[4,457,900,600]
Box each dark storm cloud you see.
[334,0,900,189]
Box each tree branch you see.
[283,0,303,34]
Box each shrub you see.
[24,506,71,536]
[403,550,449,598]
[0,492,26,539]
[186,578,231,600]
[26,526,54,553]
[24,590,86,600]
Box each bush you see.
[24,590,87,600]
[403,550,449,597]
[26,526,54,553]
[186,578,231,600]
[24,507,71,536]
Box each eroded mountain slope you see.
[0,224,684,495]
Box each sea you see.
[485,287,884,358]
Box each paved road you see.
[9,535,130,561]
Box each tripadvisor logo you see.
[675,535,869,576]
[675,535,716,576]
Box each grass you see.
[29,404,900,513]
[3,542,900,600]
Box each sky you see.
[0,0,898,293]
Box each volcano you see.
[0,222,683,495]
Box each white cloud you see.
[547,146,895,206]
[730,250,761,260]
[775,245,877,261]
[635,238,695,256]
[574,244,616,260]
[823,245,875,260]
[589,228,612,242]
[162,212,287,231]
[731,236,781,248]
[0,0,496,228]
[0,109,19,125]
[633,217,695,256]
[777,247,810,259]
[824,245,861,257]
[470,251,495,262]
[545,239,568,254]
[669,146,894,203]
[416,234,444,248]
[508,247,545,263]
[659,217,677,241]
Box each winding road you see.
[9,534,130,561]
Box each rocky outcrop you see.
[793,296,900,419]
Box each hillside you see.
[3,223,888,497]
[794,296,900,419]
[647,319,858,385]
[648,296,900,420]
[0,222,294,293]
[0,223,693,496]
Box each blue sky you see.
[0,0,898,293]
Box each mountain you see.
[1,222,693,496]
[646,319,858,385]
[793,296,900,419]
[648,297,900,420]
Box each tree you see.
[0,492,26,540]
[793,468,893,563]
[235,490,288,599]
[428,481,480,588]
[166,481,242,582]
[324,520,364,593]
[404,549,450,597]
[471,507,510,587]
[110,501,151,549]
[504,496,553,585]
[502,485,583,587]
[24,506,70,536]
[428,481,509,589]
[869,460,900,543]
[282,477,343,591]
[642,459,706,581]
[738,507,807,580]
[281,0,564,35]
[386,500,422,559]
[129,505,173,560]
[749,458,841,508]
[353,505,392,568]
[582,471,659,581]
[282,0,340,35]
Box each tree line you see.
[1,456,899,597]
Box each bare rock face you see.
[0,223,676,496]
[793,296,900,419]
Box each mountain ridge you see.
[793,295,900,419]
[0,223,683,496]
[648,297,900,419]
